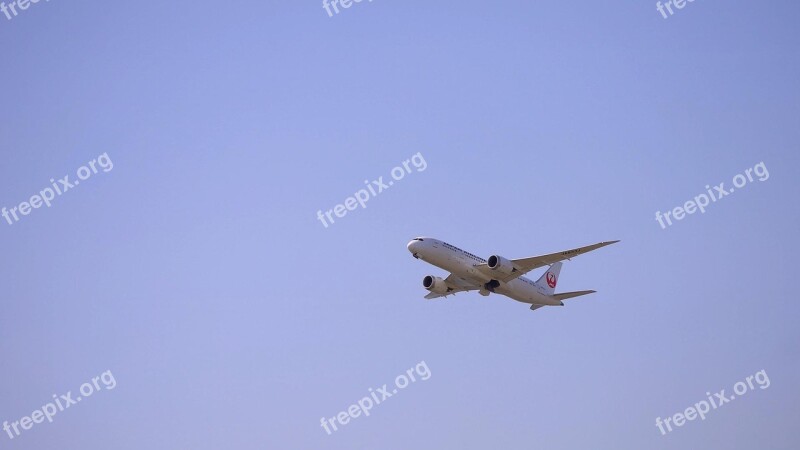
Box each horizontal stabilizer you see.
[553,290,596,301]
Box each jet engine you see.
[422,275,449,294]
[487,255,516,277]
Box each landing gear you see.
[483,279,500,292]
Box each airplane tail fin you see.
[534,262,562,296]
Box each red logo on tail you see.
[546,272,557,288]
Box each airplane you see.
[406,237,619,311]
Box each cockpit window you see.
[412,237,424,241]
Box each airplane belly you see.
[500,280,561,306]
[424,253,471,277]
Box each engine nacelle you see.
[422,275,449,294]
[487,255,516,276]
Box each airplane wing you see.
[474,240,620,283]
[424,274,481,299]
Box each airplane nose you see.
[407,240,423,257]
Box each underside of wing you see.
[424,274,481,299]
[474,240,619,282]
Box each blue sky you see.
[1,1,798,449]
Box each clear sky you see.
[1,1,798,449]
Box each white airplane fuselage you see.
[407,238,562,306]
